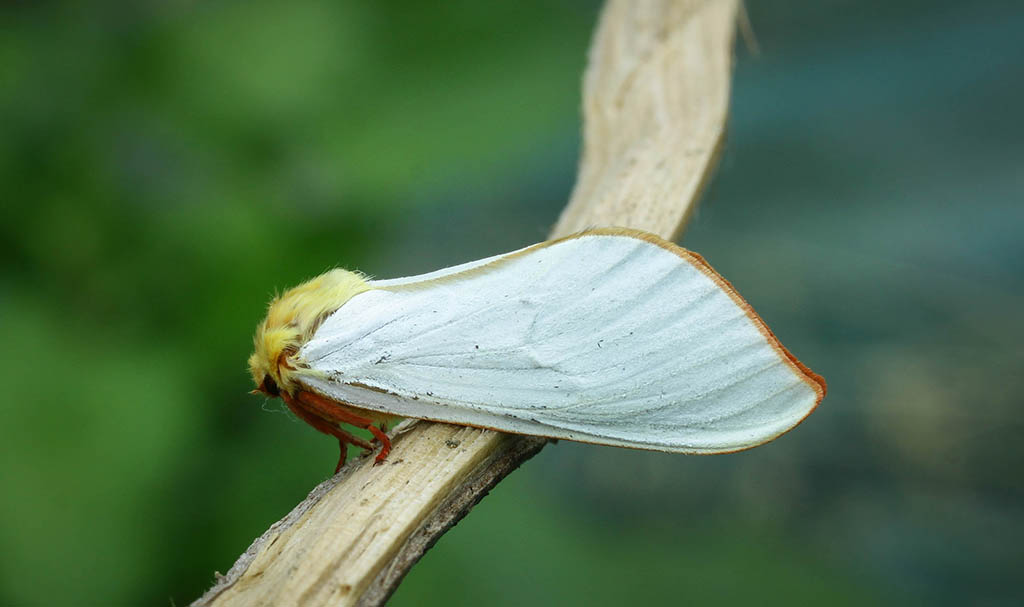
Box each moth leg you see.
[282,393,372,473]
[296,390,392,465]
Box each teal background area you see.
[1,1,1022,605]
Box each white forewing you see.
[297,231,823,453]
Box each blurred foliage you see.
[1,1,1022,605]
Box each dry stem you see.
[193,2,738,605]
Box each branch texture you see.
[193,1,738,605]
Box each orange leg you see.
[296,390,392,465]
[282,392,373,473]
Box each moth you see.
[248,228,825,472]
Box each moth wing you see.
[297,229,824,453]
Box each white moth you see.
[248,228,825,471]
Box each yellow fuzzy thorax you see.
[248,269,371,395]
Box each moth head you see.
[248,325,297,397]
[248,268,371,397]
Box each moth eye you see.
[262,376,280,397]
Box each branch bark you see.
[193,1,738,605]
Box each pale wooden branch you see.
[193,1,738,605]
[555,0,737,240]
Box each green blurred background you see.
[2,1,1022,605]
